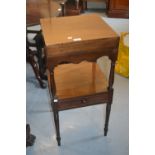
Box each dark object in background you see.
[26,124,36,147]
[64,0,84,16]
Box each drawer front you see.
[56,92,111,111]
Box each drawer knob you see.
[81,99,87,103]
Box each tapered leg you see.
[53,108,61,146]
[104,103,112,136]
[49,68,61,146]
[104,58,116,136]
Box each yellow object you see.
[115,32,129,77]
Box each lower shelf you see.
[54,61,108,100]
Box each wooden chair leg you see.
[37,49,47,80]
[104,102,112,136]
[28,51,47,88]
[35,33,47,80]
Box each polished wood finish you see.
[26,0,83,25]
[54,61,108,99]
[40,14,119,67]
[82,0,129,18]
[41,14,119,145]
[41,14,118,46]
[26,0,84,87]
[26,0,61,87]
[106,0,129,18]
[26,0,61,25]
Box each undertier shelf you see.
[54,61,108,99]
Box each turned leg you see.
[28,50,46,88]
[37,48,45,77]
[35,33,47,80]
[36,46,47,80]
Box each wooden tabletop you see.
[40,13,118,46]
[40,13,119,67]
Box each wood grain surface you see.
[54,61,108,99]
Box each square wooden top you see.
[40,13,118,46]
[40,14,119,63]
